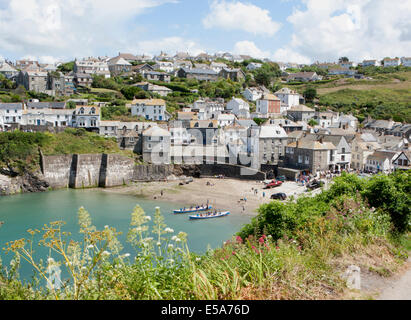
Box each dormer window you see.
[90,107,96,114]
[79,107,85,115]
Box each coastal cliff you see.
[0,171,50,195]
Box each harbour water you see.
[0,189,251,281]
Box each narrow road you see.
[377,258,411,300]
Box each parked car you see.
[264,180,283,189]
[271,193,287,201]
[306,180,324,190]
[276,175,286,182]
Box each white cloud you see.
[0,0,176,61]
[280,0,411,63]
[203,0,281,36]
[272,47,311,64]
[132,37,205,56]
[233,41,270,59]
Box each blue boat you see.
[189,211,230,220]
[173,205,212,214]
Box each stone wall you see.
[133,164,177,181]
[40,154,266,191]
[41,154,73,188]
[71,154,103,188]
[101,154,135,187]
[198,164,266,181]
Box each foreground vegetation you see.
[0,172,409,300]
[0,130,130,174]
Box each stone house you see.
[258,124,288,165]
[350,133,380,171]
[287,105,316,122]
[74,73,93,88]
[132,64,155,74]
[284,138,337,174]
[17,70,48,93]
[219,68,245,81]
[108,57,132,76]
[177,68,218,82]
[142,71,171,83]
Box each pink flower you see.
[259,237,265,244]
[236,236,243,244]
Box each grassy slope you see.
[287,71,411,122]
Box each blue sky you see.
[0,0,410,64]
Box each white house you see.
[142,126,171,164]
[154,61,174,73]
[401,57,411,67]
[130,99,170,121]
[226,98,250,119]
[383,58,401,67]
[0,103,24,124]
[362,60,380,67]
[246,62,262,71]
[217,114,236,128]
[170,127,191,146]
[365,151,397,173]
[192,98,225,120]
[210,62,227,73]
[393,152,410,169]
[22,108,73,127]
[72,106,100,129]
[274,87,300,110]
[242,87,266,102]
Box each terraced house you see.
[284,138,337,174]
[130,99,171,121]
[72,106,100,131]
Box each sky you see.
[0,0,410,64]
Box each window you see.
[298,155,303,163]
[305,156,309,164]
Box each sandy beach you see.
[100,178,310,216]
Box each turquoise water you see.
[0,189,251,282]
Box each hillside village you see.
[0,52,410,178]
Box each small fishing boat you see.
[189,211,230,220]
[173,205,212,214]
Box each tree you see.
[57,61,74,73]
[308,119,319,127]
[120,86,147,100]
[338,57,349,63]
[304,87,317,102]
